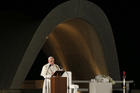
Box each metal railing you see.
[72,80,134,93]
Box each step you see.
[0,89,42,93]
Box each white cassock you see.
[40,63,60,93]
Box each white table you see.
[89,80,112,93]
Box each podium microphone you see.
[49,64,51,67]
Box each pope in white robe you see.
[41,56,60,93]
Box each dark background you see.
[0,0,139,89]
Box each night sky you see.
[1,0,139,89]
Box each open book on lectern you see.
[53,71,65,77]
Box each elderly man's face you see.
[48,58,54,65]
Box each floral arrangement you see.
[94,74,115,85]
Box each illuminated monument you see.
[0,0,120,90]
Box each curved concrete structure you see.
[0,0,120,89]
[43,18,109,79]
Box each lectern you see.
[51,71,67,93]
